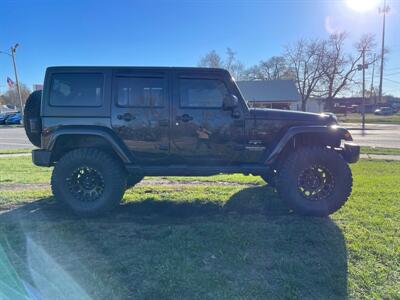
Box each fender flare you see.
[265,125,353,164]
[47,126,134,163]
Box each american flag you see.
[7,77,14,88]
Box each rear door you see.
[111,70,171,164]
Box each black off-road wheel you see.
[276,147,352,217]
[127,174,144,189]
[51,148,127,217]
[23,90,42,147]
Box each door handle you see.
[117,112,135,122]
[159,119,169,127]
[177,114,193,122]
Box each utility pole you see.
[378,0,390,104]
[370,53,376,106]
[358,47,369,130]
[362,49,366,131]
[10,44,24,116]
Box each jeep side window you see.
[179,78,228,108]
[116,77,165,107]
[49,73,103,107]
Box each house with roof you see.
[237,80,301,110]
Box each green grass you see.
[361,146,400,156]
[0,148,32,155]
[337,112,400,124]
[0,155,51,184]
[0,156,263,185]
[0,158,399,299]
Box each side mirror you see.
[223,94,239,111]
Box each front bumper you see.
[340,142,360,163]
[32,149,52,167]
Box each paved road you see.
[0,124,399,150]
[342,123,400,149]
[0,127,34,149]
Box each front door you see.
[170,72,245,165]
[111,70,170,164]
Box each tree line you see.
[0,84,31,108]
[198,33,379,111]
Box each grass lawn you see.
[0,155,50,184]
[361,146,400,156]
[337,112,400,124]
[0,148,32,155]
[0,156,399,299]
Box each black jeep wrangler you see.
[24,67,359,217]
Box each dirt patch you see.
[0,179,258,191]
[0,183,50,191]
[137,178,258,187]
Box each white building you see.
[306,99,325,113]
[237,80,301,110]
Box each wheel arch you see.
[265,125,353,165]
[47,127,134,164]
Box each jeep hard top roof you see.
[46,66,231,74]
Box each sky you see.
[1,0,400,96]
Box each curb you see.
[0,153,31,158]
[360,154,400,161]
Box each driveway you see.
[0,124,399,150]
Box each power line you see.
[384,77,400,85]
[386,67,400,71]
[386,71,400,76]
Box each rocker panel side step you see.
[125,164,269,176]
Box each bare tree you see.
[198,48,245,79]
[320,33,377,110]
[1,84,31,108]
[224,48,245,80]
[245,56,293,80]
[285,39,326,111]
[198,50,223,68]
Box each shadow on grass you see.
[0,186,347,299]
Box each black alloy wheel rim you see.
[297,165,334,201]
[67,166,105,202]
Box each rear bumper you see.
[32,149,52,167]
[340,142,360,163]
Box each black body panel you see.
[35,66,360,173]
[32,149,52,167]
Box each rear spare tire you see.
[276,147,352,217]
[23,90,42,147]
[51,148,127,217]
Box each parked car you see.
[5,112,22,125]
[0,111,18,124]
[25,66,360,217]
[374,107,395,116]
[0,113,8,125]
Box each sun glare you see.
[345,0,381,13]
